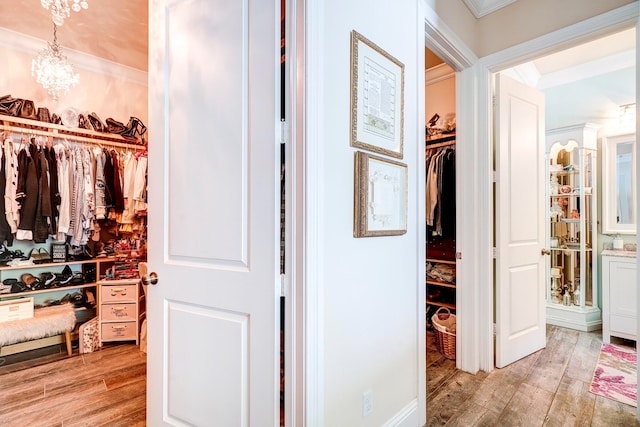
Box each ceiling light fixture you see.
[619,103,636,127]
[40,0,88,26]
[32,24,79,102]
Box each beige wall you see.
[428,0,636,59]
[476,0,636,57]
[0,44,147,127]
[425,67,456,127]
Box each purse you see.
[0,95,22,117]
[37,107,51,123]
[88,112,106,132]
[78,114,92,130]
[105,118,126,134]
[18,99,37,120]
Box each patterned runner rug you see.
[590,343,637,407]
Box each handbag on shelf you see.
[37,107,51,123]
[0,95,22,117]
[18,99,37,120]
[88,112,106,132]
[78,114,92,130]
[50,113,62,125]
[105,117,126,134]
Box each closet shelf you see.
[0,114,145,150]
[426,257,456,265]
[2,282,99,298]
[426,299,455,310]
[426,279,456,289]
[0,257,114,271]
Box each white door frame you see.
[477,3,640,372]
[423,4,480,375]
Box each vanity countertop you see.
[602,249,637,258]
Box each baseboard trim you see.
[382,398,419,427]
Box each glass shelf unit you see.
[545,123,601,332]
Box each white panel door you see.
[495,73,546,368]
[147,0,280,425]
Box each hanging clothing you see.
[94,147,107,220]
[425,145,456,238]
[55,142,71,240]
[16,144,38,241]
[4,138,19,235]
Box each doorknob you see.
[141,272,158,286]
[541,248,551,256]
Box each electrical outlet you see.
[362,390,373,417]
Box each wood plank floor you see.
[0,343,145,427]
[427,324,640,426]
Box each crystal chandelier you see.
[41,0,88,26]
[32,24,79,102]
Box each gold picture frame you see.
[354,151,408,237]
[350,30,405,159]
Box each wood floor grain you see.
[0,343,145,427]
[427,325,640,427]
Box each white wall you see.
[310,0,422,425]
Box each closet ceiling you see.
[0,0,148,72]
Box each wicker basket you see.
[431,307,456,359]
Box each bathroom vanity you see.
[601,249,637,343]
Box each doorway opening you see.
[493,26,636,368]
[425,46,458,398]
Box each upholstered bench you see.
[0,303,77,356]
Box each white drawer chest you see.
[602,250,637,343]
[98,278,145,345]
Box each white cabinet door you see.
[495,73,547,368]
[603,254,637,342]
[147,0,281,425]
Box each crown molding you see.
[425,63,455,85]
[0,26,147,86]
[462,0,519,18]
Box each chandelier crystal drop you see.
[32,24,79,102]
[40,0,88,26]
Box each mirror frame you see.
[601,132,636,235]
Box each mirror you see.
[602,133,636,234]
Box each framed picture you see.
[354,151,408,237]
[350,30,405,159]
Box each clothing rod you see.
[425,140,456,150]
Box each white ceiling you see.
[510,27,636,90]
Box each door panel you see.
[148,0,280,424]
[495,73,546,368]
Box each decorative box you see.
[51,243,67,263]
[0,297,34,323]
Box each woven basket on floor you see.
[431,307,456,359]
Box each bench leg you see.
[65,331,72,356]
